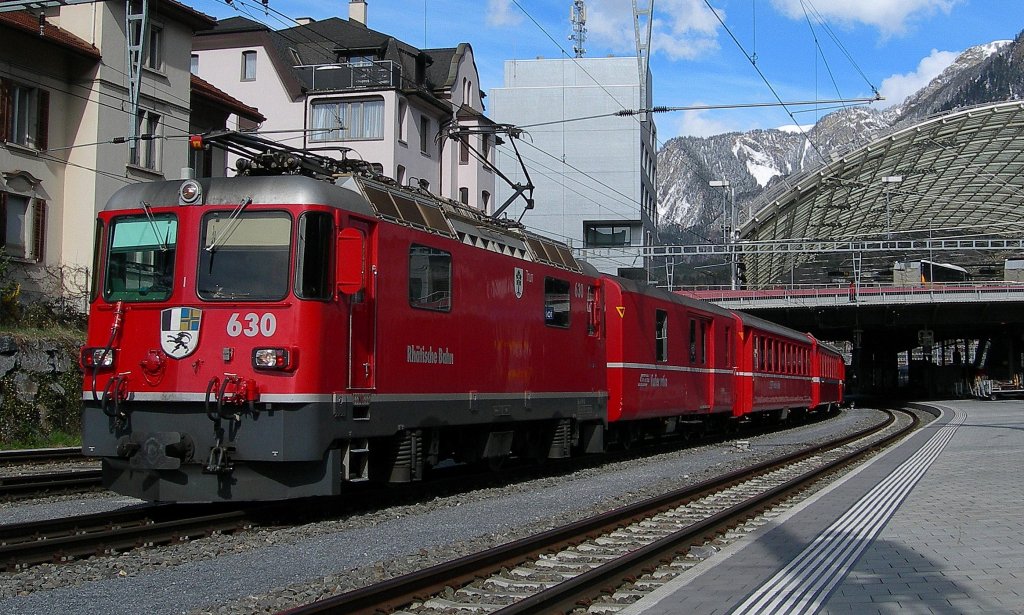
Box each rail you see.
[278,408,914,615]
[0,447,83,464]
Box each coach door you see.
[689,315,714,412]
[339,222,376,389]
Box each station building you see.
[489,56,658,278]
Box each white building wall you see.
[489,57,656,276]
[50,2,195,271]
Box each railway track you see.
[0,409,859,573]
[278,408,916,615]
[0,447,83,464]
[0,502,264,571]
[0,469,103,498]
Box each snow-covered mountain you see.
[656,34,1021,243]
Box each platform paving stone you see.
[624,400,1024,615]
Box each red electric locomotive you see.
[81,133,609,501]
[80,132,843,503]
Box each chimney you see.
[349,0,367,25]
[295,17,315,25]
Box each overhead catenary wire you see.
[517,97,881,129]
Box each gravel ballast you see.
[0,408,888,615]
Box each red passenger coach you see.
[602,279,738,427]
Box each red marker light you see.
[189,135,204,150]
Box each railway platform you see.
[625,400,1024,615]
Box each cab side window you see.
[409,244,451,311]
[544,277,570,327]
[295,212,333,300]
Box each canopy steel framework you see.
[739,100,1024,286]
[577,101,1024,288]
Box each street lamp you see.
[709,179,737,289]
[881,175,903,240]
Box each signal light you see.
[81,347,115,369]
[252,347,296,371]
[189,134,204,150]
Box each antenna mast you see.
[632,0,654,119]
[570,0,587,58]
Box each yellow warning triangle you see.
[616,306,626,318]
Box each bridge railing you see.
[676,282,1024,308]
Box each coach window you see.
[104,214,176,302]
[544,277,570,327]
[700,321,707,364]
[409,244,451,311]
[295,212,333,300]
[688,319,697,363]
[655,309,668,362]
[199,211,290,301]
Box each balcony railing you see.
[296,60,401,91]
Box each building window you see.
[408,244,451,311]
[584,223,632,247]
[146,25,163,70]
[347,54,374,67]
[655,309,668,362]
[481,190,490,211]
[544,277,570,328]
[190,54,199,75]
[482,134,491,162]
[129,110,161,170]
[396,164,406,186]
[397,99,408,142]
[459,139,469,165]
[419,115,430,155]
[0,192,46,261]
[459,187,468,205]
[241,50,257,81]
[0,79,48,150]
[310,98,384,142]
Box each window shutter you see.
[33,200,46,262]
[36,89,49,151]
[0,78,10,142]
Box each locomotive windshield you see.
[198,210,291,301]
[104,215,176,302]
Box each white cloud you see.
[878,48,959,107]
[486,0,522,27]
[584,0,722,61]
[676,107,739,137]
[769,0,960,37]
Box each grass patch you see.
[0,430,81,450]
[0,326,85,344]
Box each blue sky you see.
[188,0,1024,142]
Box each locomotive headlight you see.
[252,347,296,371]
[178,179,202,205]
[81,347,115,369]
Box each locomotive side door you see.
[339,221,376,389]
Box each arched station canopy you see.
[739,101,1024,286]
